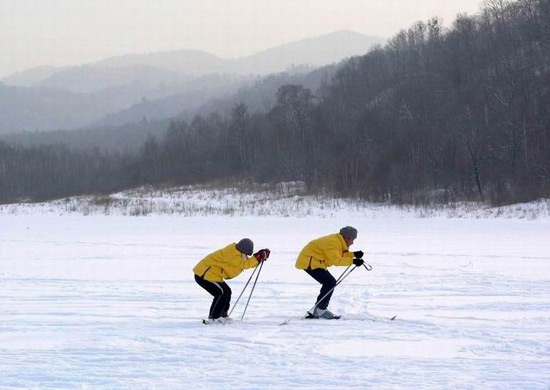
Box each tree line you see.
[1,0,549,205]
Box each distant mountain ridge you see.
[3,30,383,89]
[0,30,384,133]
[2,66,59,87]
[234,30,383,74]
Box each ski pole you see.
[306,264,357,316]
[227,264,259,318]
[307,264,352,314]
[334,264,353,284]
[241,260,265,321]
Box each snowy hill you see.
[2,182,549,219]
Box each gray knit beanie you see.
[339,226,358,239]
[236,238,254,256]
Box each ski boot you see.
[305,307,341,320]
[202,318,227,325]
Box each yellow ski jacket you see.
[193,243,259,282]
[296,233,354,270]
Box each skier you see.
[193,238,270,324]
[296,226,364,319]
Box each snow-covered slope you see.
[2,183,549,219]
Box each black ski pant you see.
[194,274,232,319]
[304,268,337,310]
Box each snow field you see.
[1,214,550,389]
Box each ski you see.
[279,315,396,326]
[353,315,397,323]
[279,315,341,326]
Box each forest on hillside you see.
[1,0,549,205]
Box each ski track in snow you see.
[1,214,550,389]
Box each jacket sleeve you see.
[228,253,259,270]
[324,242,354,266]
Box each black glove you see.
[261,248,271,259]
[353,258,364,266]
[353,251,364,259]
[253,249,268,263]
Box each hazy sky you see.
[1,0,483,78]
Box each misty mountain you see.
[231,30,383,74]
[3,30,382,91]
[0,30,383,133]
[0,73,251,134]
[92,74,251,127]
[0,82,122,133]
[94,30,383,76]
[97,64,335,129]
[194,65,337,119]
[2,66,59,87]
[0,80,185,133]
[0,64,334,151]
[96,50,227,77]
[34,65,192,94]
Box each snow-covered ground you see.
[1,190,550,389]
[2,183,549,219]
